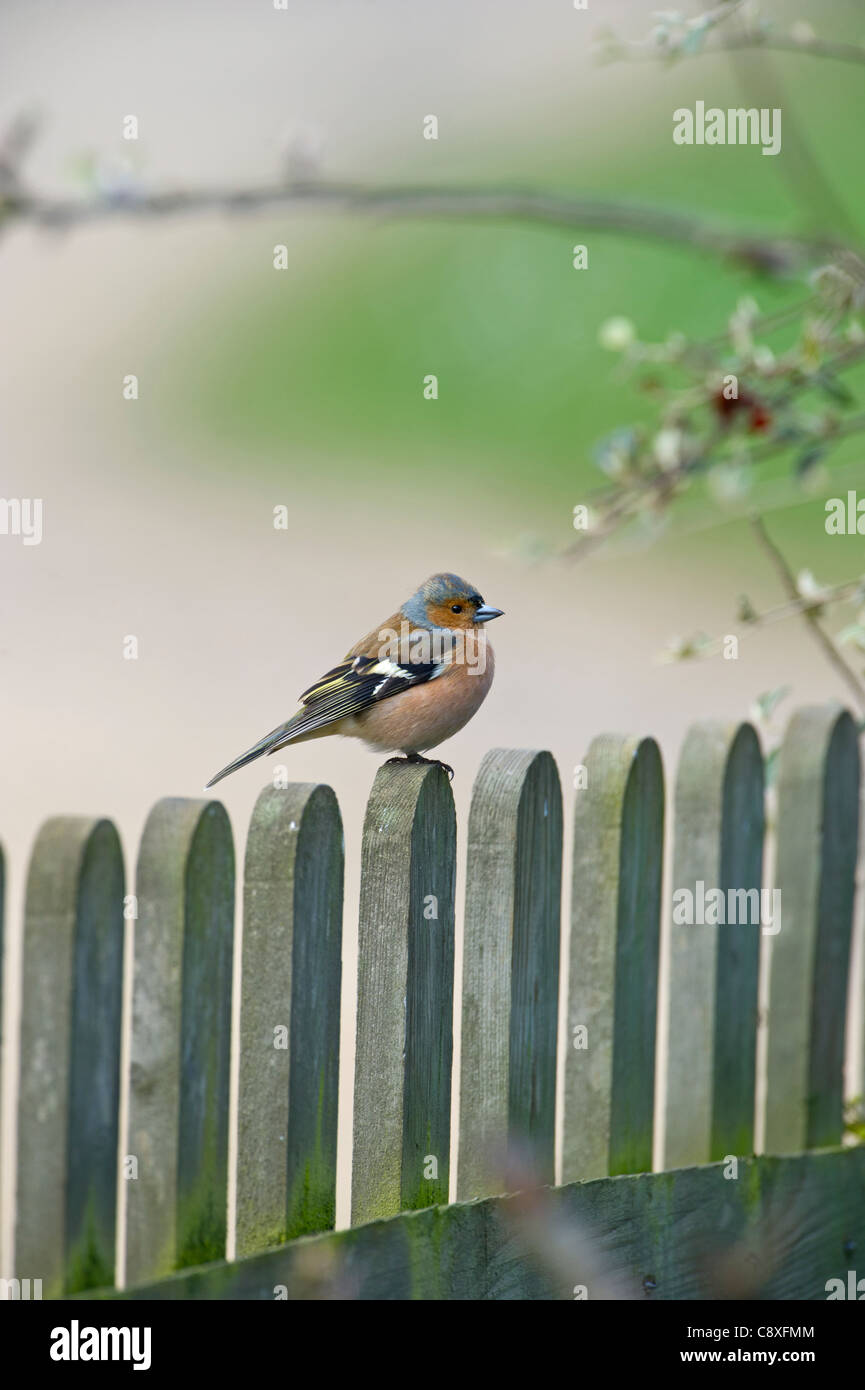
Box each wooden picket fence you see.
[2,703,864,1300]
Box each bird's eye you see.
[450,603,463,614]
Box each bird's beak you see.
[474,603,504,623]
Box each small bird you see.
[206,572,503,787]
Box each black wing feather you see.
[206,653,442,787]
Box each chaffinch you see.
[206,572,503,786]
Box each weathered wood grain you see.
[10,721,865,1304]
[236,783,343,1255]
[765,706,860,1154]
[457,749,562,1201]
[15,817,124,1296]
[563,736,664,1182]
[665,722,764,1167]
[124,798,234,1285]
[89,1147,865,1301]
[352,762,455,1226]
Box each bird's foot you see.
[385,753,455,781]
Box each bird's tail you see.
[205,711,306,788]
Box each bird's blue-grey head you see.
[401,573,504,630]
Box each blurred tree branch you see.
[598,5,865,68]
[0,171,843,278]
[712,29,865,66]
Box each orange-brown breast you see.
[338,638,495,753]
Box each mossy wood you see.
[236,783,343,1254]
[352,762,456,1225]
[84,1148,865,1302]
[665,722,764,1167]
[4,707,863,1301]
[563,736,664,1182]
[458,748,562,1200]
[16,817,124,1296]
[124,798,234,1285]
[765,706,860,1153]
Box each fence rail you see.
[1,703,863,1300]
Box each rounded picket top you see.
[766,704,860,1154]
[458,748,563,1202]
[237,782,343,1254]
[665,720,764,1169]
[564,735,664,1183]
[353,760,456,1226]
[17,815,125,1296]
[125,796,235,1285]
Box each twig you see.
[696,296,816,352]
[750,410,865,464]
[749,513,865,713]
[609,11,865,69]
[0,179,846,274]
[711,30,865,67]
[676,577,865,650]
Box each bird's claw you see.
[385,754,455,781]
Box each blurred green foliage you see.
[167,14,865,569]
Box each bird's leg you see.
[385,752,455,781]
